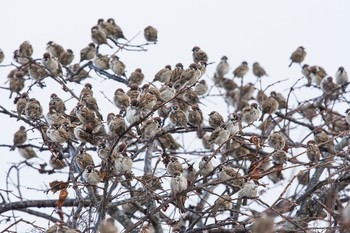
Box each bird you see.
[192,46,208,64]
[75,103,96,124]
[10,126,27,151]
[125,99,142,125]
[208,126,230,146]
[18,41,33,58]
[345,109,350,125]
[252,62,268,78]
[170,171,188,213]
[46,41,64,58]
[238,180,258,205]
[46,124,72,144]
[42,52,62,76]
[18,146,37,160]
[159,82,176,102]
[226,112,241,136]
[98,218,119,233]
[109,55,126,77]
[166,156,183,176]
[128,68,144,86]
[80,43,96,62]
[137,92,158,115]
[67,63,91,83]
[251,215,275,233]
[28,62,48,80]
[271,150,288,164]
[91,26,112,48]
[114,152,133,174]
[49,155,67,170]
[217,165,244,189]
[301,64,312,86]
[215,56,229,78]
[177,63,201,87]
[183,88,201,105]
[97,142,111,161]
[113,88,130,111]
[8,71,25,98]
[233,61,249,78]
[140,173,163,192]
[242,103,260,124]
[335,66,348,91]
[93,53,110,70]
[170,63,184,83]
[58,49,74,66]
[144,26,158,43]
[25,98,43,121]
[154,65,172,83]
[13,49,30,65]
[79,83,94,99]
[194,80,208,96]
[106,18,127,40]
[0,48,4,64]
[75,148,95,170]
[187,105,204,138]
[82,165,101,185]
[107,113,126,139]
[141,117,161,139]
[270,91,287,109]
[259,92,279,121]
[289,46,306,67]
[80,92,103,120]
[314,128,335,155]
[306,140,321,164]
[309,65,327,85]
[212,194,232,216]
[156,131,181,150]
[183,163,197,183]
[49,93,66,114]
[208,111,224,129]
[320,76,339,94]
[198,155,214,183]
[267,131,286,150]
[15,92,29,121]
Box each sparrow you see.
[198,155,214,183]
[15,92,29,121]
[13,49,30,64]
[45,106,65,126]
[259,92,279,121]
[93,53,110,70]
[73,124,95,145]
[212,194,232,216]
[183,88,201,105]
[8,71,25,98]
[46,41,64,58]
[187,104,204,138]
[159,82,176,102]
[46,224,80,233]
[80,92,103,120]
[251,215,275,233]
[309,65,327,85]
[91,26,112,48]
[140,173,163,191]
[128,68,144,86]
[28,62,48,80]
[271,150,288,164]
[238,180,258,205]
[177,63,201,87]
[170,63,184,83]
[79,83,94,99]
[98,218,119,233]
[66,63,90,83]
[125,99,142,125]
[217,165,244,189]
[301,64,312,86]
[153,65,172,83]
[226,113,241,136]
[97,142,111,160]
[106,18,127,40]
[216,56,229,78]
[0,49,4,64]
[80,43,96,62]
[18,41,33,58]
[46,124,71,144]
[233,61,249,78]
[192,46,208,64]
[49,93,66,114]
[320,76,339,94]
[42,52,62,76]
[137,92,158,115]
[156,130,181,150]
[208,111,224,129]
[25,98,43,121]
[142,83,161,100]
[221,78,238,92]
[109,55,126,77]
[144,26,158,42]
[242,103,260,124]
[125,84,140,100]
[335,66,348,91]
[107,113,126,139]
[140,223,155,233]
[113,88,130,111]
[75,103,96,124]
[114,152,133,174]
[18,146,37,160]
[170,172,188,213]
[202,133,214,150]
[208,125,230,146]
[194,80,208,96]
[75,147,95,170]
[82,165,101,185]
[183,163,197,183]
[141,117,161,139]
[289,46,306,67]
[49,154,67,170]
[10,126,27,151]
[252,62,268,78]
[267,131,286,150]
[314,128,335,155]
[270,91,287,109]
[167,156,183,176]
[58,49,74,66]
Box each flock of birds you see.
[2,17,350,233]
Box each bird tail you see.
[288,61,293,67]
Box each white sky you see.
[1,0,350,231]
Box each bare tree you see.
[1,19,350,233]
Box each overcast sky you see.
[1,0,350,231]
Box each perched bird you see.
[177,63,201,87]
[208,126,230,146]
[320,76,339,95]
[18,146,37,160]
[125,99,142,124]
[49,93,66,114]
[8,71,25,98]
[154,65,172,83]
[75,148,95,170]
[251,215,275,233]
[226,113,241,136]
[183,88,201,105]
[259,92,279,121]
[187,105,204,138]
[79,83,94,98]
[137,92,158,115]
[314,128,335,155]
[289,46,306,67]
[28,62,47,80]
[80,43,96,62]
[192,46,208,64]
[10,126,27,151]
[0,49,4,64]
[242,103,260,124]
[169,105,188,129]
[46,124,71,144]
[216,56,229,78]
[170,172,188,213]
[113,88,130,111]
[233,61,249,78]
[159,82,176,102]
[194,80,208,96]
[106,18,126,40]
[306,140,321,164]
[270,91,287,109]
[126,84,141,101]
[267,131,286,150]
[67,64,90,83]
[114,152,133,174]
[167,156,183,176]
[198,155,214,183]
[42,52,62,76]
[309,65,327,85]
[93,53,110,70]
[301,64,312,86]
[335,66,348,90]
[58,49,74,66]
[141,117,161,139]
[156,131,181,150]
[46,41,64,58]
[238,180,258,205]
[13,49,30,64]
[170,63,184,83]
[212,194,232,216]
[140,173,163,192]
[183,163,197,183]
[91,26,112,48]
[252,62,268,78]
[107,113,126,139]
[82,165,101,185]
[98,218,119,233]
[25,98,43,121]
[75,103,96,124]
[18,41,33,58]
[109,55,126,77]
[208,111,224,129]
[144,26,158,42]
[128,68,144,86]
[49,155,67,170]
[271,150,288,164]
[97,142,111,160]
[217,165,244,189]
[80,92,103,120]
[15,92,29,120]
